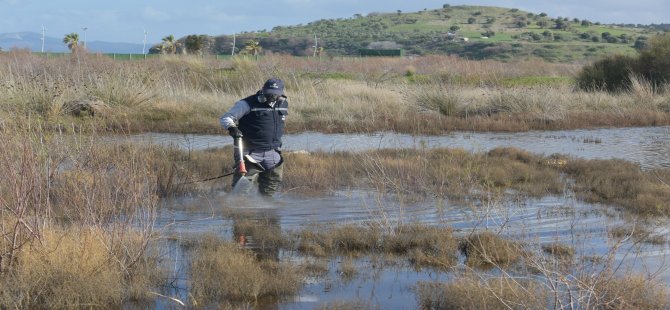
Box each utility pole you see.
[41,25,46,53]
[231,33,236,56]
[313,33,318,57]
[81,27,88,48]
[142,29,148,54]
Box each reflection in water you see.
[153,191,670,309]
[127,126,670,169]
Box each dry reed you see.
[188,234,303,306]
[1,51,667,135]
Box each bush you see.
[576,55,637,91]
[578,34,670,92]
[637,34,670,88]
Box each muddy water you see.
[128,126,670,169]
[153,191,670,309]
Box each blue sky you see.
[1,0,668,44]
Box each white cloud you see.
[142,7,170,22]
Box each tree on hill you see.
[63,33,79,51]
[244,40,262,57]
[184,35,208,54]
[554,19,569,30]
[161,35,177,54]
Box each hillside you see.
[157,5,662,62]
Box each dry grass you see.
[562,159,670,216]
[188,234,303,306]
[416,271,669,310]
[582,274,670,309]
[0,122,164,307]
[459,232,525,268]
[284,147,562,199]
[541,243,576,259]
[1,52,667,135]
[292,224,381,256]
[289,223,458,269]
[0,227,162,308]
[416,275,549,309]
[171,145,670,217]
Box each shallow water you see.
[127,126,670,169]
[130,126,670,308]
[151,191,670,309]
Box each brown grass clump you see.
[231,214,287,261]
[580,274,669,309]
[562,159,670,216]
[293,224,382,256]
[385,224,458,269]
[0,227,161,308]
[188,234,303,306]
[541,243,575,259]
[416,275,549,310]
[284,147,563,198]
[289,223,459,269]
[459,232,525,268]
[417,271,670,310]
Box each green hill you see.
[158,5,662,62]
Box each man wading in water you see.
[220,78,288,197]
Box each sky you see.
[1,0,668,44]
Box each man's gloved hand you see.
[227,126,243,138]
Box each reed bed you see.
[1,51,668,135]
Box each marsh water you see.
[129,126,670,169]
[132,126,670,309]
[153,192,670,309]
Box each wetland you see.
[0,51,669,309]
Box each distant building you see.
[359,48,404,57]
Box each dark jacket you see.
[237,94,288,151]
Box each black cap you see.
[262,78,285,96]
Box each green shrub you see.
[576,55,637,92]
[577,34,670,92]
[637,34,670,89]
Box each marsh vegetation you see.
[0,48,669,308]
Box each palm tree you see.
[63,32,79,51]
[244,40,262,58]
[161,35,176,54]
